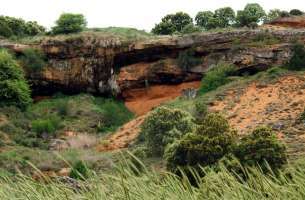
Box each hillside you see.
[2,25,305,199]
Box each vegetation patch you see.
[177,49,202,71]
[20,48,46,72]
[0,49,32,110]
[199,63,236,94]
[139,107,194,156]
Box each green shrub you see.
[195,7,235,30]
[236,3,266,27]
[0,49,32,109]
[165,113,237,173]
[287,43,305,70]
[0,16,45,38]
[290,9,303,16]
[199,63,235,94]
[52,13,87,35]
[140,107,194,156]
[180,24,201,34]
[235,127,287,172]
[31,116,61,137]
[280,11,291,18]
[152,12,193,35]
[69,160,90,180]
[94,98,134,133]
[177,49,201,71]
[20,48,46,72]
[194,101,208,123]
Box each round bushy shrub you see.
[165,113,237,172]
[152,12,193,35]
[0,49,32,109]
[236,3,266,27]
[140,107,194,156]
[235,126,287,172]
[290,9,303,16]
[52,13,87,35]
[31,116,61,137]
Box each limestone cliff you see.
[2,29,305,95]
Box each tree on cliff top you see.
[236,3,266,27]
[52,13,87,35]
[0,49,32,110]
[152,12,193,35]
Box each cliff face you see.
[2,29,305,95]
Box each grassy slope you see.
[0,94,134,175]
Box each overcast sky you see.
[1,0,305,31]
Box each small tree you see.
[165,113,237,172]
[152,12,193,35]
[264,9,282,23]
[290,9,303,16]
[235,127,287,172]
[214,7,236,28]
[52,13,87,34]
[0,49,32,109]
[140,107,194,156]
[236,3,266,27]
[195,8,235,30]
[195,11,214,28]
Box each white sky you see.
[1,0,305,31]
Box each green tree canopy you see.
[0,16,45,38]
[214,7,235,27]
[264,9,282,23]
[52,13,87,34]
[152,12,193,35]
[195,11,214,28]
[290,9,304,16]
[236,3,266,27]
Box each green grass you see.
[1,157,305,199]
[13,27,154,44]
[0,94,134,149]
[88,27,153,40]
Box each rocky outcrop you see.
[2,29,305,95]
[269,15,305,28]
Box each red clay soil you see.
[122,81,201,116]
[210,75,305,134]
[96,81,201,152]
[268,15,305,28]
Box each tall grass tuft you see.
[1,156,305,199]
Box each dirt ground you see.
[210,75,305,134]
[96,81,201,152]
[209,75,305,158]
[123,81,201,116]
